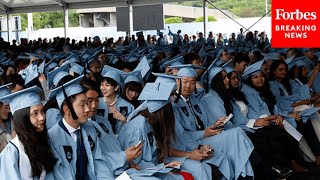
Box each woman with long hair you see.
[0,86,57,179]
[270,60,320,166]
[227,66,303,178]
[0,84,12,152]
[118,82,212,180]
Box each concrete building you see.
[76,4,237,28]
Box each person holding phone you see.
[81,78,150,179]
[119,82,209,180]
[173,65,255,180]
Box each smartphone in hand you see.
[135,140,145,148]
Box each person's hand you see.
[38,73,46,82]
[213,116,226,128]
[165,66,172,74]
[164,161,181,168]
[129,162,141,170]
[113,110,126,123]
[125,143,143,162]
[313,63,320,75]
[199,144,212,155]
[187,149,212,161]
[289,112,302,121]
[254,118,271,127]
[204,125,223,138]
[271,115,284,128]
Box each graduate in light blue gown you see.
[227,66,303,178]
[118,82,209,180]
[45,65,71,130]
[287,58,320,106]
[0,83,13,152]
[0,86,57,180]
[47,76,114,179]
[173,66,254,180]
[200,65,234,129]
[268,60,320,166]
[99,70,134,134]
[81,77,157,179]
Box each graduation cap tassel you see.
[62,86,79,120]
[174,80,181,103]
[206,72,209,94]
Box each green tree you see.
[165,17,184,24]
[14,11,79,31]
[195,16,217,22]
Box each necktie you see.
[186,100,204,131]
[74,129,81,156]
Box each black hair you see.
[5,73,25,90]
[227,71,248,104]
[13,107,57,177]
[123,81,143,108]
[246,73,276,114]
[269,60,292,95]
[233,52,250,67]
[210,71,233,115]
[183,52,200,64]
[101,77,118,87]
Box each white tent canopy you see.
[0,0,191,14]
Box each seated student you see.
[81,78,147,179]
[0,86,57,179]
[226,66,302,178]
[264,60,320,167]
[0,84,12,152]
[100,71,134,134]
[119,82,204,180]
[287,58,320,106]
[122,75,144,109]
[242,60,320,167]
[48,76,114,179]
[173,66,255,180]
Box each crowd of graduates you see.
[0,28,319,180]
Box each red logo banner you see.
[272,0,320,47]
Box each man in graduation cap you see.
[172,65,255,180]
[48,76,114,179]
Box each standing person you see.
[0,86,57,179]
[168,27,183,45]
[237,28,245,47]
[158,32,168,46]
[48,76,114,179]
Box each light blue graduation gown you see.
[0,142,55,180]
[49,120,114,180]
[118,114,191,180]
[269,80,303,112]
[200,89,234,129]
[98,96,134,134]
[312,72,320,94]
[289,79,311,100]
[241,85,297,128]
[85,117,128,176]
[46,108,62,130]
[173,95,254,179]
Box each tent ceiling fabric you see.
[0,0,190,14]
